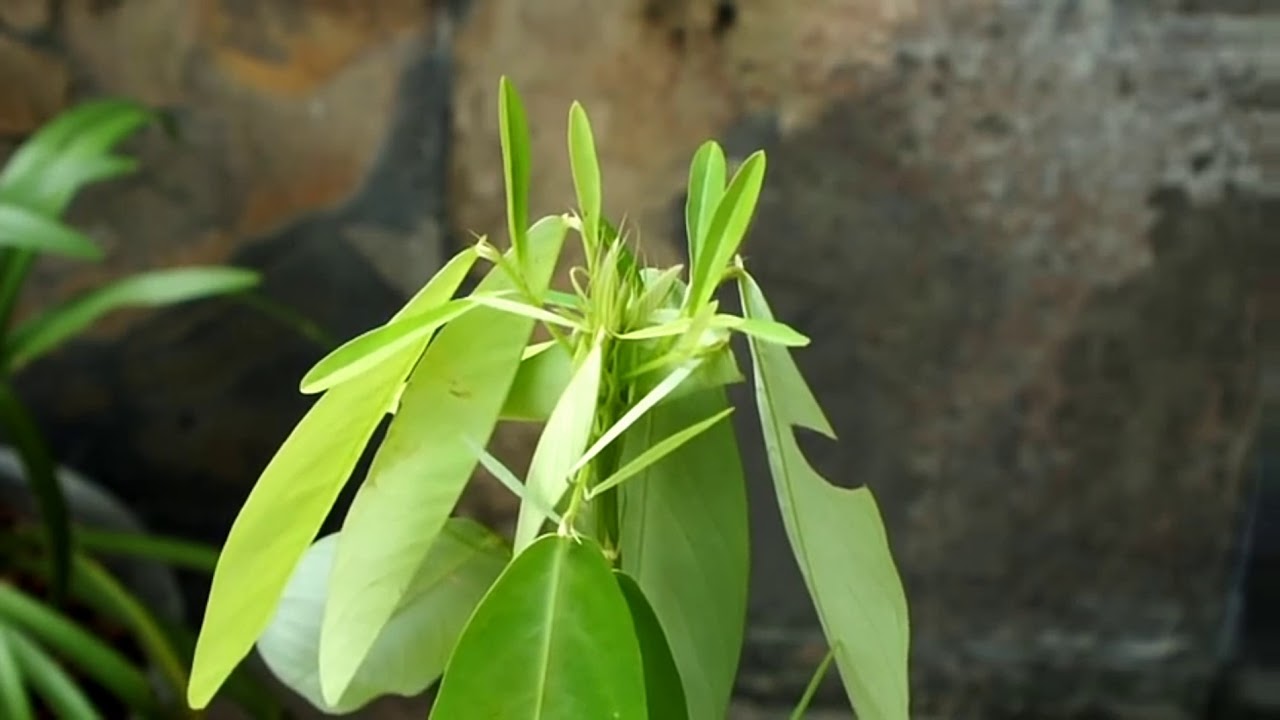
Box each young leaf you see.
[466,293,583,330]
[618,387,748,720]
[615,572,689,720]
[499,77,532,260]
[588,406,733,498]
[472,443,564,525]
[256,520,508,714]
[712,314,810,347]
[501,341,573,422]
[0,385,69,600]
[570,360,697,477]
[429,535,646,720]
[6,267,259,371]
[0,203,101,259]
[685,141,726,268]
[5,628,99,720]
[739,273,910,720]
[687,151,766,310]
[317,216,567,705]
[568,102,602,246]
[0,629,32,720]
[512,341,603,552]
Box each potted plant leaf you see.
[187,78,912,719]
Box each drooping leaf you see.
[429,535,646,720]
[0,385,69,601]
[513,341,603,552]
[5,628,99,720]
[0,203,101,259]
[6,267,259,371]
[317,216,567,704]
[500,341,574,422]
[498,77,532,261]
[686,151,766,310]
[614,572,688,720]
[256,520,508,714]
[684,141,726,268]
[588,406,733,498]
[739,273,910,720]
[0,628,32,720]
[618,386,749,720]
[568,102,602,247]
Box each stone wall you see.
[1,1,1271,717]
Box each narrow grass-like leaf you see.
[790,645,837,720]
[472,443,564,525]
[0,629,32,720]
[318,216,566,704]
[0,203,101,259]
[568,102,602,247]
[615,572,688,720]
[618,387,748,720]
[685,141,726,268]
[617,318,691,341]
[257,520,507,714]
[501,341,573,422]
[429,535,646,720]
[570,361,697,477]
[466,293,582,330]
[687,151,766,309]
[6,628,99,720]
[513,341,603,552]
[73,529,219,574]
[499,77,532,261]
[739,273,910,720]
[712,315,810,347]
[7,267,259,371]
[588,406,733,499]
[0,385,68,601]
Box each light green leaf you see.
[466,293,582,330]
[0,203,101,259]
[318,216,567,705]
[619,386,748,720]
[588,406,733,498]
[571,360,697,477]
[712,314,810,347]
[631,265,684,324]
[615,572,688,720]
[6,626,100,720]
[429,535,646,720]
[501,341,573,422]
[256,520,508,714]
[568,102,602,247]
[790,645,836,720]
[188,297,437,708]
[739,273,910,720]
[0,628,32,720]
[513,340,603,552]
[7,266,259,371]
[499,77,532,260]
[687,151,766,310]
[685,141,726,268]
[617,318,691,341]
[472,444,563,525]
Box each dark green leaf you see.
[6,628,99,720]
[0,628,33,720]
[0,385,68,601]
[615,572,688,720]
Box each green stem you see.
[0,251,33,336]
[789,645,836,720]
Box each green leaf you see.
[466,293,583,330]
[687,150,766,310]
[318,216,567,705]
[0,385,69,601]
[0,203,101,259]
[618,386,748,720]
[73,528,220,574]
[257,519,508,714]
[472,443,564,525]
[739,273,911,720]
[685,141,727,268]
[571,360,697,478]
[499,77,532,261]
[513,341,603,552]
[588,406,733,498]
[430,535,646,720]
[6,628,99,720]
[713,315,810,347]
[0,628,33,720]
[614,572,688,720]
[568,102,602,246]
[500,341,574,422]
[7,266,259,371]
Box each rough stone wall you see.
[1,0,1271,717]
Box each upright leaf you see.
[5,629,99,720]
[687,151,766,310]
[684,141,726,268]
[513,341,603,552]
[618,386,748,720]
[256,520,507,714]
[615,572,688,720]
[0,628,32,720]
[430,536,646,720]
[0,385,69,601]
[739,273,910,720]
[499,77,532,260]
[567,102,602,247]
[318,217,567,704]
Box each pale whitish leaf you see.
[317,216,566,704]
[256,520,507,714]
[498,77,531,260]
[471,441,564,525]
[618,387,748,720]
[568,102,603,246]
[588,406,734,498]
[512,341,604,552]
[685,141,727,269]
[467,293,583,330]
[687,151,766,310]
[739,272,910,720]
[429,536,646,720]
[570,360,697,478]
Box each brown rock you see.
[0,0,52,32]
[0,36,69,134]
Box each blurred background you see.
[0,0,1272,718]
